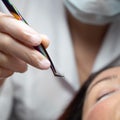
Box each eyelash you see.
[96,90,115,101]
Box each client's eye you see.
[96,90,115,101]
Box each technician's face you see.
[83,67,120,120]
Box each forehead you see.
[88,66,120,91]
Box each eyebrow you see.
[87,75,117,94]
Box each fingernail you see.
[39,59,51,69]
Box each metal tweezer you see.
[2,0,63,77]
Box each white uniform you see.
[0,0,120,119]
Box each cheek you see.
[84,100,113,120]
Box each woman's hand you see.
[0,12,50,85]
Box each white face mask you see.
[64,0,120,25]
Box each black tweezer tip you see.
[54,72,64,77]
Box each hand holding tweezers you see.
[2,0,63,77]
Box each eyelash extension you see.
[96,90,115,101]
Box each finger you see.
[0,67,14,79]
[0,67,13,86]
[0,13,49,47]
[0,51,27,73]
[0,33,50,69]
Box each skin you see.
[83,66,120,120]
[0,12,50,85]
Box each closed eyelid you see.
[96,89,117,101]
[96,88,120,103]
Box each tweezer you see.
[2,0,63,77]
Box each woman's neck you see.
[66,10,110,84]
[67,10,110,46]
